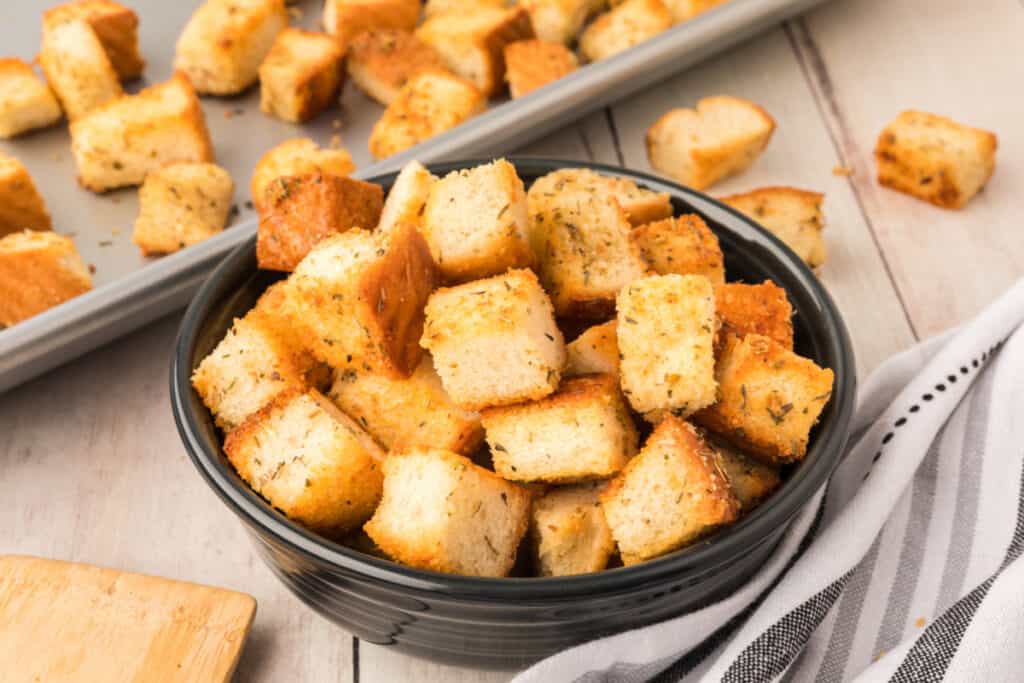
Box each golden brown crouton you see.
[224,388,384,538]
[694,334,834,466]
[720,187,826,268]
[425,0,506,18]
[250,138,356,213]
[256,174,384,272]
[631,214,725,283]
[322,0,420,50]
[528,167,673,227]
[504,39,578,99]
[0,153,52,236]
[377,160,437,233]
[663,0,726,22]
[39,18,122,121]
[647,96,776,190]
[43,0,145,80]
[132,162,234,256]
[364,448,532,576]
[346,30,446,106]
[579,0,673,63]
[875,110,997,210]
[0,230,92,327]
[565,320,619,377]
[0,59,63,139]
[530,482,615,576]
[600,415,739,565]
[710,436,781,512]
[258,27,345,123]
[421,268,566,411]
[522,0,607,45]
[714,280,793,350]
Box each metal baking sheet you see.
[0,0,826,392]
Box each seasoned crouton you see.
[694,334,834,465]
[322,0,420,50]
[504,39,578,98]
[421,268,566,411]
[43,0,145,80]
[425,0,506,18]
[482,374,638,483]
[530,482,615,576]
[0,59,63,139]
[346,30,445,106]
[175,0,288,95]
[416,7,534,97]
[647,96,776,190]
[662,0,726,22]
[875,110,997,209]
[522,0,606,45]
[631,214,724,283]
[132,162,233,256]
[0,153,52,236]
[39,19,122,121]
[259,28,345,123]
[224,388,384,537]
[617,274,718,418]
[720,187,826,268]
[601,415,739,565]
[579,0,673,63]
[565,320,619,377]
[364,448,531,576]
[257,174,383,272]
[714,280,793,350]
[0,231,92,326]
[528,167,672,227]
[70,72,214,192]
[368,70,485,160]
[328,355,483,454]
[421,159,532,281]
[251,138,356,213]
[377,160,437,233]
[710,436,781,512]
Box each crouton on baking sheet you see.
[132,162,234,256]
[0,59,62,140]
[0,230,92,327]
[250,138,356,213]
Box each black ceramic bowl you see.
[171,158,855,670]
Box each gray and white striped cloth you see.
[516,278,1024,683]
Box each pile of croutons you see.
[193,157,837,578]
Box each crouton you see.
[528,167,673,227]
[364,448,531,576]
[647,96,776,190]
[720,187,826,268]
[565,320,619,377]
[257,174,384,272]
[43,0,145,80]
[421,268,565,411]
[416,7,534,97]
[250,138,356,213]
[346,30,446,106]
[710,436,781,512]
[579,0,673,63]
[0,153,52,236]
[284,224,439,377]
[504,39,578,99]
[132,162,234,256]
[328,355,483,455]
[421,159,533,281]
[0,59,63,139]
[522,0,606,45]
[694,334,834,465]
[175,0,288,95]
[258,28,345,123]
[322,0,420,50]
[482,374,638,483]
[631,214,725,284]
[530,482,615,576]
[224,388,384,537]
[425,0,506,18]
[70,72,214,192]
[875,110,997,210]
[368,70,485,160]
[714,280,793,350]
[0,230,92,327]
[377,160,437,233]
[39,19,122,121]
[617,274,718,418]
[662,0,726,22]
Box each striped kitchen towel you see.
[516,278,1024,683]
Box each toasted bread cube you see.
[43,0,145,80]
[714,280,793,350]
[710,436,781,512]
[528,167,672,227]
[482,374,638,483]
[132,162,234,256]
[175,0,288,95]
[875,110,997,210]
[647,96,776,191]
[258,28,345,123]
[251,138,356,213]
[39,19,122,121]
[224,388,384,537]
[0,154,52,236]
[421,269,566,411]
[579,0,672,63]
[565,320,619,377]
[421,159,532,282]
[663,0,726,22]
[632,214,725,284]
[323,0,420,50]
[377,160,437,233]
[346,30,446,106]
[530,482,615,576]
[0,231,92,326]
[70,73,215,192]
[364,448,531,576]
[523,0,606,45]
[504,39,578,99]
[0,59,63,139]
[425,0,506,18]
[694,334,834,465]
[257,174,384,272]
[368,70,486,160]
[601,416,738,564]
[720,187,826,268]
[617,274,717,418]
[416,7,534,97]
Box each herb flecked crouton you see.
[39,18,122,121]
[714,280,793,350]
[132,162,234,256]
[720,187,826,268]
[346,30,446,107]
[565,320,620,377]
[530,167,672,227]
[0,153,52,236]
[364,448,532,577]
[530,482,615,576]
[377,160,437,233]
[504,39,578,99]
[710,436,781,512]
[521,0,606,45]
[632,214,725,283]
[258,28,345,123]
[43,0,145,80]
[579,0,673,63]
[0,230,92,327]
[0,59,63,139]
[250,138,356,213]
[322,0,420,50]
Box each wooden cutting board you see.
[0,555,256,683]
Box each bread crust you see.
[346,30,445,106]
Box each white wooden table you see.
[2,0,1021,680]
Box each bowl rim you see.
[171,157,856,600]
